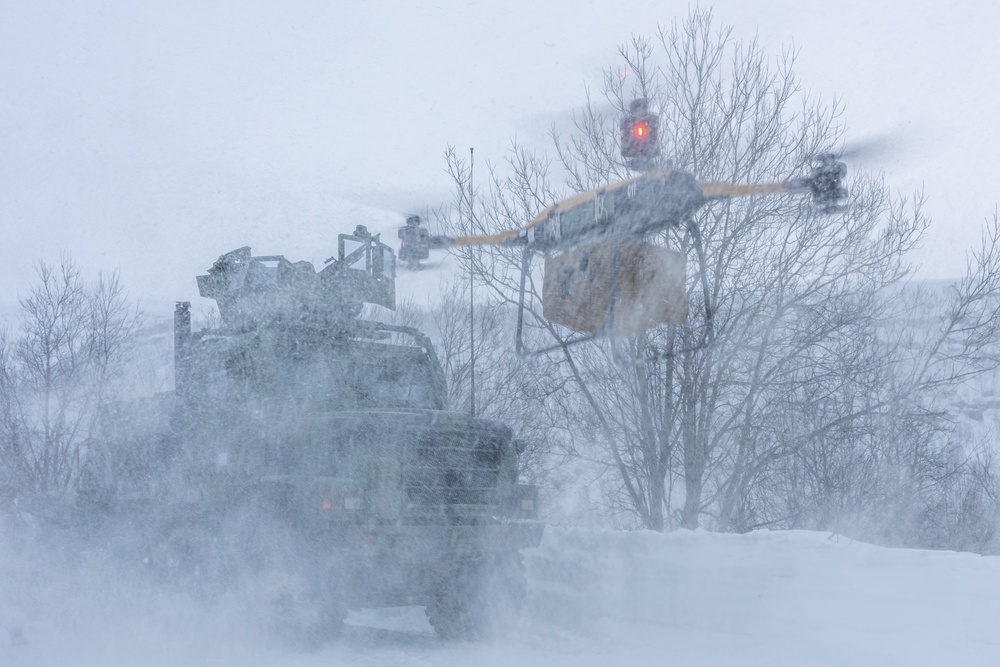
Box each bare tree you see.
[0,259,140,496]
[767,213,1000,546]
[423,278,559,487]
[443,9,1000,542]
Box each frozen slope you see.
[522,528,1000,666]
[2,523,999,666]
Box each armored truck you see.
[85,227,541,641]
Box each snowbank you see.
[1,520,998,666]
[523,527,1000,665]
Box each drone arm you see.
[431,160,844,250]
[444,168,702,250]
[446,228,523,248]
[444,173,652,249]
[701,156,846,210]
[699,179,810,199]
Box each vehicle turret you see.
[195,225,395,331]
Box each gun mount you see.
[194,225,396,332]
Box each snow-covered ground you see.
[2,521,998,667]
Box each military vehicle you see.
[83,226,541,642]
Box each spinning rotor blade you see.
[835,131,907,163]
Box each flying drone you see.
[399,99,848,356]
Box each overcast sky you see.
[3,0,999,318]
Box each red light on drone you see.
[620,100,660,162]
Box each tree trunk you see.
[647,472,665,531]
[681,472,702,529]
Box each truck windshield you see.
[344,346,440,409]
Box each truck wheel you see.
[269,587,348,649]
[150,519,225,595]
[425,562,482,640]
[226,493,347,647]
[426,550,526,640]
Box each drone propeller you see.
[834,130,909,163]
[395,212,450,270]
[791,153,849,213]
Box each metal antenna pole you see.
[469,147,477,417]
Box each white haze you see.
[3,1,1000,317]
[3,2,1000,665]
